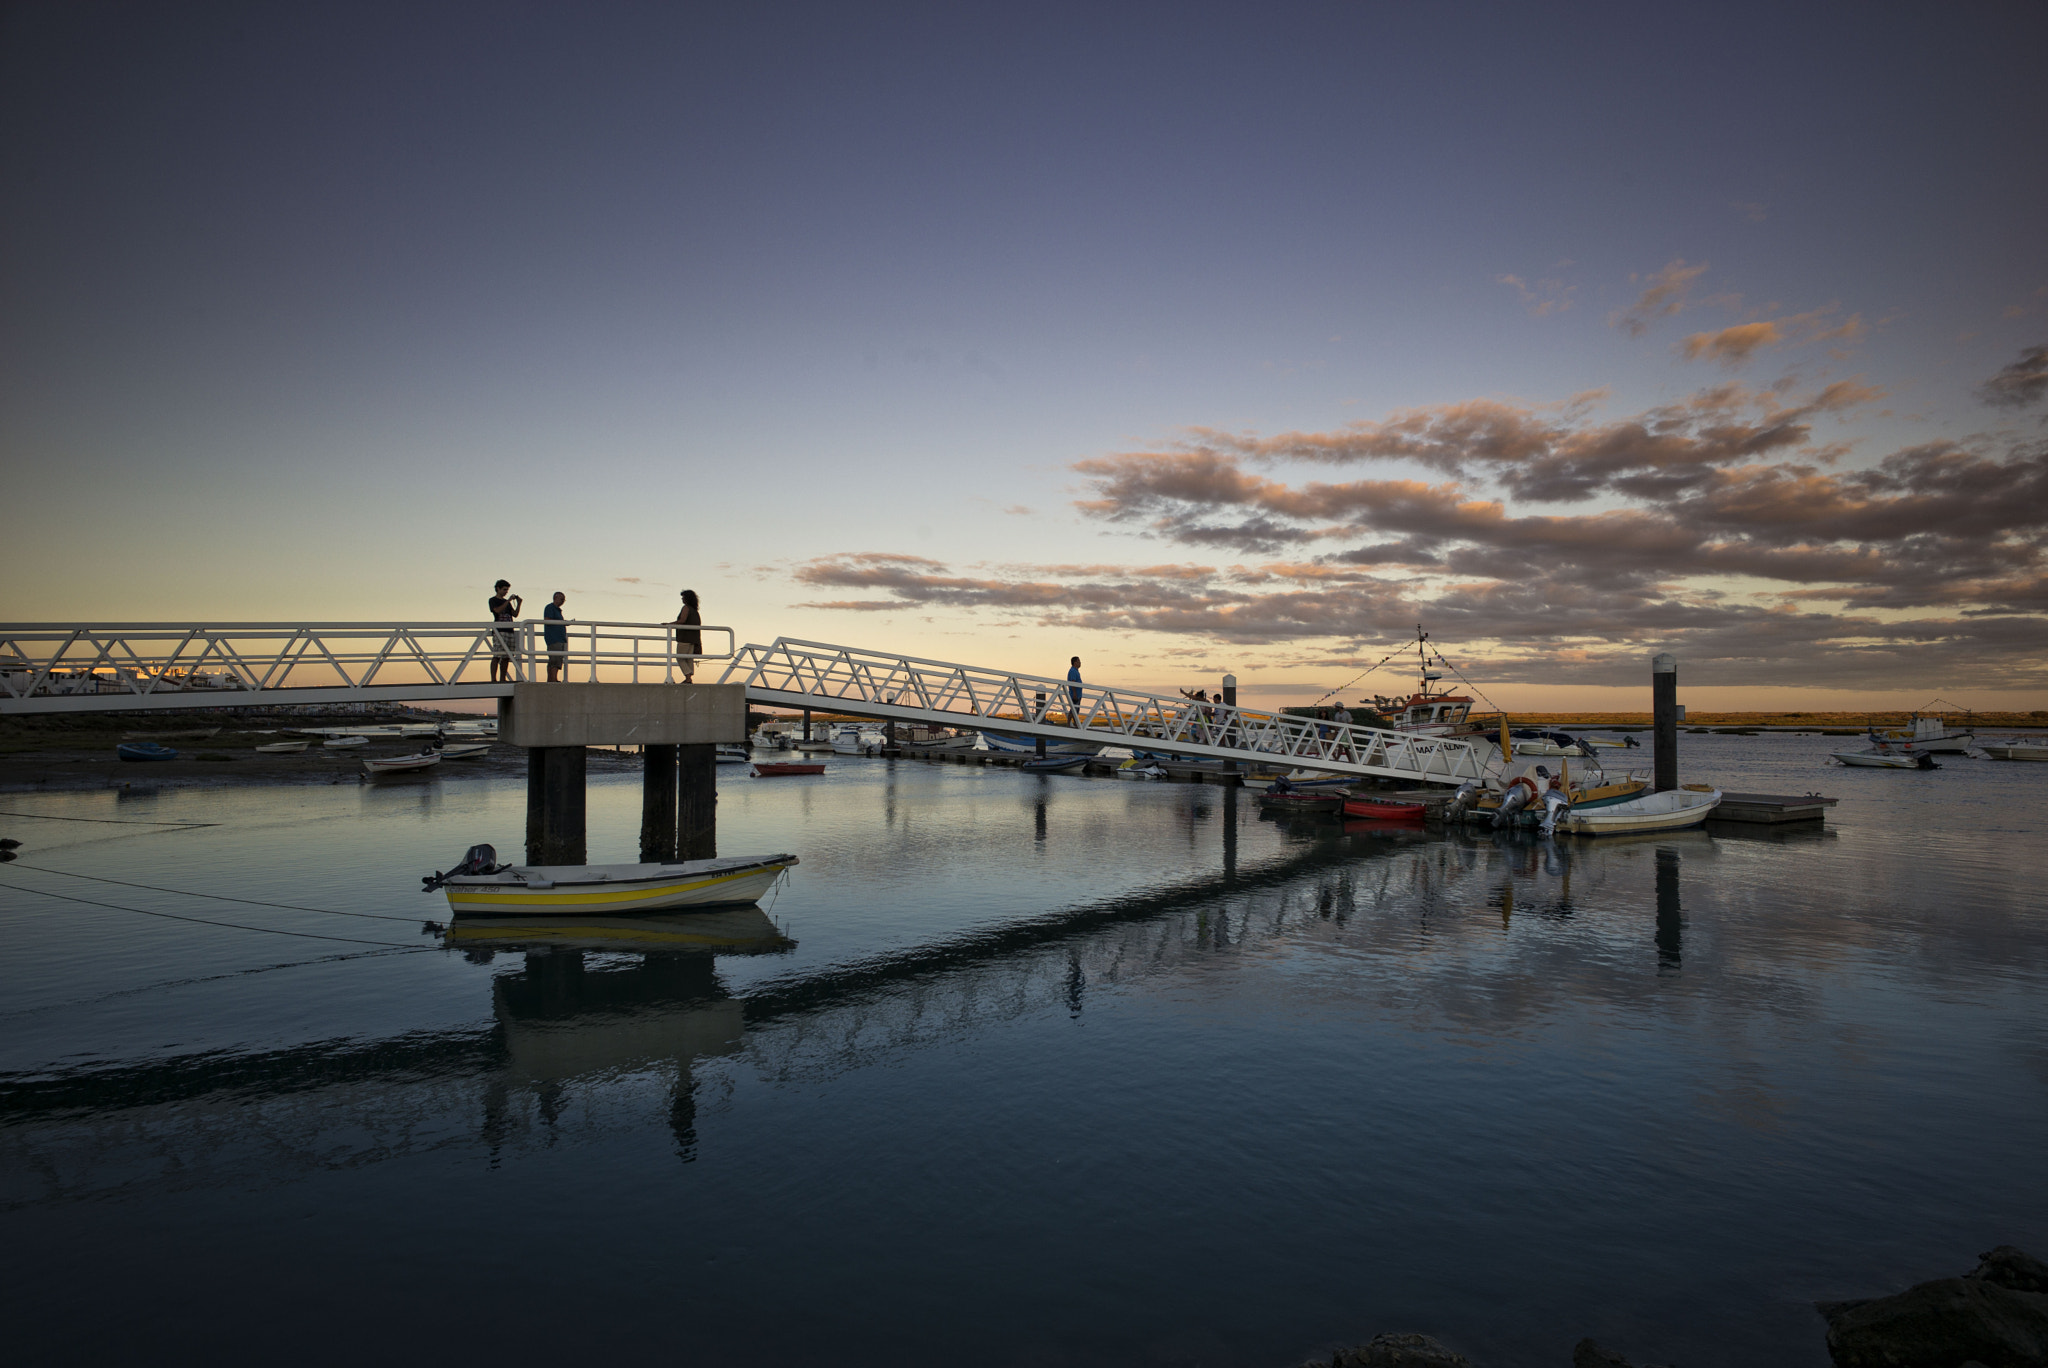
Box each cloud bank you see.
[792,351,2048,691]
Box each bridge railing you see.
[721,638,1487,780]
[0,621,734,707]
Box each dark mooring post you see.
[538,745,587,863]
[678,743,717,860]
[526,746,548,864]
[641,744,679,862]
[802,706,812,743]
[1221,673,1237,708]
[1652,652,1678,792]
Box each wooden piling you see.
[526,746,548,864]
[641,744,679,862]
[1652,652,1678,792]
[538,745,587,863]
[678,743,717,860]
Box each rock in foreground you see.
[1312,1332,1471,1367]
[1816,1245,2048,1367]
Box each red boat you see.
[1341,796,1427,822]
[753,762,826,777]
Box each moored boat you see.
[979,729,1104,757]
[716,745,751,765]
[1341,796,1427,822]
[324,736,369,749]
[253,740,311,754]
[1564,787,1721,835]
[753,762,826,776]
[1020,754,1088,774]
[1870,713,1974,754]
[436,742,492,760]
[423,844,798,915]
[362,750,442,775]
[115,742,178,762]
[1979,739,2048,761]
[1832,749,1938,769]
[1259,790,1344,812]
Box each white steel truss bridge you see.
[0,620,734,715]
[722,639,1489,783]
[0,625,1488,783]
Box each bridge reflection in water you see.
[0,826,1707,1198]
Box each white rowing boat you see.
[254,740,310,754]
[324,736,369,749]
[431,853,798,914]
[437,742,492,760]
[363,750,442,775]
[1564,787,1721,835]
[1832,749,1937,769]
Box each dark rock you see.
[1974,1249,2048,1297]
[1321,1332,1472,1368]
[1817,1275,2048,1367]
[1573,1341,1633,1368]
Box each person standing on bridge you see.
[1066,656,1083,718]
[674,589,702,682]
[488,580,521,683]
[543,592,569,682]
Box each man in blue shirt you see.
[543,592,569,682]
[1066,656,1083,716]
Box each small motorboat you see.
[1020,754,1089,774]
[436,742,492,760]
[1243,770,1354,793]
[716,745,751,765]
[1584,736,1641,749]
[753,762,826,776]
[362,750,443,775]
[1564,787,1722,835]
[253,740,311,754]
[115,742,178,762]
[1341,796,1427,822]
[1117,761,1166,779]
[1832,749,1938,769]
[324,736,369,749]
[423,844,799,915]
[1979,740,2048,761]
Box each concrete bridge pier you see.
[502,684,745,868]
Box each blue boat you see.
[116,742,178,762]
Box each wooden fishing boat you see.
[753,761,826,776]
[115,742,178,762]
[1564,788,1722,835]
[362,750,442,775]
[1341,796,1427,822]
[436,742,492,760]
[324,736,369,749]
[426,848,798,915]
[1832,749,1937,769]
[253,740,311,754]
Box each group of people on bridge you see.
[486,580,702,684]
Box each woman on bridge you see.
[674,589,702,682]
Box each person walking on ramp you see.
[1066,656,1084,720]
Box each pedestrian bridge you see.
[0,622,1489,782]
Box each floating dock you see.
[1707,791,1838,824]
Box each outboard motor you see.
[1447,781,1480,820]
[1537,786,1571,836]
[422,843,501,892]
[1492,777,1536,829]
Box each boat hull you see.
[1564,789,1721,836]
[1978,743,2048,761]
[1832,750,1936,769]
[753,762,825,776]
[979,730,1104,757]
[442,855,798,915]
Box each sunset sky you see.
[6,2,2045,710]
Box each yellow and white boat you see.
[432,853,798,915]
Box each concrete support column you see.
[802,706,811,742]
[538,745,587,864]
[678,743,717,860]
[1652,652,1679,793]
[1221,674,1237,708]
[641,744,679,862]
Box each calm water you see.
[2,737,2044,1366]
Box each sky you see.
[5,0,2046,711]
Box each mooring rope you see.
[5,864,426,925]
[0,878,430,948]
[0,809,220,827]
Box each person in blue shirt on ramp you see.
[1066,656,1083,718]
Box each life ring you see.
[1503,774,1540,804]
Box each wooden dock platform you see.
[1709,791,1838,824]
